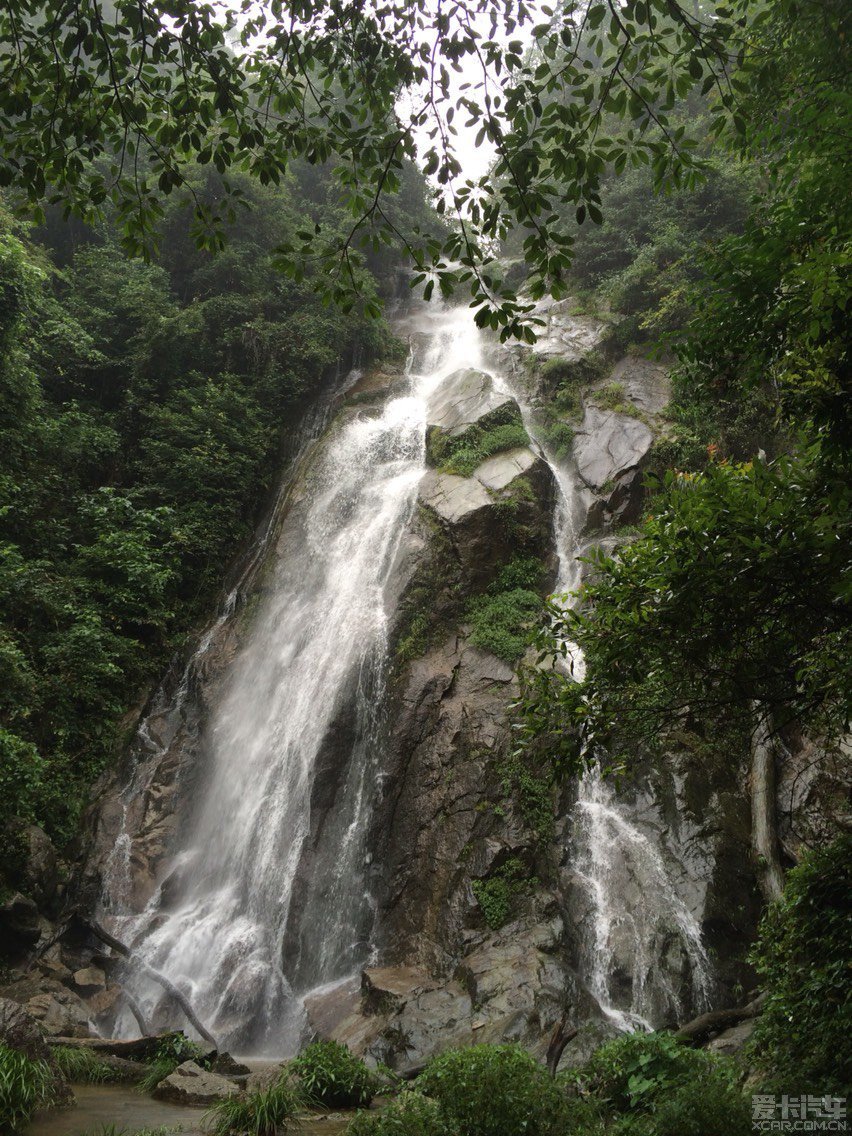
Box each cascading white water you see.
[502,323,713,1031]
[104,302,485,1053]
[103,299,710,1052]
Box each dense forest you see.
[0,0,849,1131]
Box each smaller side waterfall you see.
[572,770,713,1030]
[508,344,714,1033]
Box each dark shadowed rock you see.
[0,892,41,956]
[0,996,73,1105]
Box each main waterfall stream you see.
[102,304,487,1052]
[101,300,711,1054]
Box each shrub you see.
[53,1044,123,1084]
[539,418,575,460]
[346,1090,450,1135]
[291,1040,379,1108]
[0,1043,54,1132]
[466,559,545,664]
[415,1044,570,1136]
[642,1070,752,1136]
[749,835,852,1092]
[204,1075,300,1136]
[582,1031,714,1113]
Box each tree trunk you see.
[750,702,785,902]
[85,920,220,1050]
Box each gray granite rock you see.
[152,1059,242,1105]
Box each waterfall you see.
[101,300,711,1053]
[102,302,485,1054]
[504,334,714,1032]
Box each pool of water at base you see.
[26,1083,353,1136]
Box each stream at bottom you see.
[26,1081,350,1136]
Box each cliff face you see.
[1,300,834,1064]
[299,304,763,1070]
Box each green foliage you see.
[537,418,575,461]
[204,1074,300,1136]
[629,1071,752,1136]
[52,1045,123,1084]
[749,835,852,1092]
[498,754,556,844]
[471,859,534,930]
[519,457,851,776]
[426,411,529,479]
[137,1033,207,1093]
[582,1032,715,1113]
[0,179,393,879]
[466,558,546,664]
[415,1044,570,1136]
[0,0,776,337]
[290,1040,379,1109]
[0,1043,54,1132]
[346,1091,450,1136]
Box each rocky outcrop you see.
[152,1059,242,1105]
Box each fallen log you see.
[84,920,219,1051]
[675,1001,761,1047]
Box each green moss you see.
[498,753,555,844]
[428,418,530,478]
[466,556,546,663]
[471,859,536,930]
[394,507,459,664]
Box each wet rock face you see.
[304,921,580,1073]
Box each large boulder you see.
[24,985,92,1038]
[152,1059,242,1106]
[419,448,554,587]
[573,407,654,492]
[426,368,518,441]
[0,996,72,1105]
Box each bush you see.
[432,421,530,478]
[0,1043,54,1132]
[466,557,546,664]
[415,1044,569,1136]
[204,1075,300,1136]
[749,835,852,1092]
[582,1031,714,1113]
[291,1040,379,1109]
[346,1090,450,1135]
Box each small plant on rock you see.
[138,1032,208,1094]
[291,1039,379,1108]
